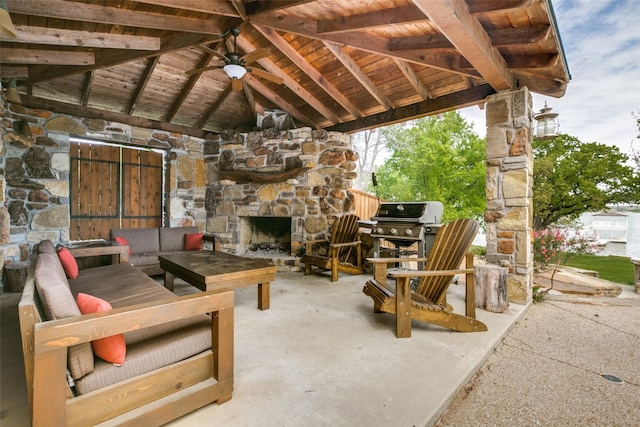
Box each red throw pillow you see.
[57,247,79,279]
[114,235,132,256]
[184,232,203,251]
[76,293,126,366]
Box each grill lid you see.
[371,201,443,224]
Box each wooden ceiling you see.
[0,0,570,137]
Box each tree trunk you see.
[474,264,509,313]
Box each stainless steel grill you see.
[364,201,443,261]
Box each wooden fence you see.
[351,188,381,221]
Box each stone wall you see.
[0,102,208,292]
[484,88,534,304]
[204,128,357,269]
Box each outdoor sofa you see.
[110,226,215,275]
[18,239,234,426]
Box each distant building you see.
[592,211,628,243]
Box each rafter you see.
[251,23,361,120]
[165,51,218,122]
[243,73,320,129]
[413,0,515,91]
[81,71,94,106]
[322,41,395,110]
[1,26,160,50]
[249,14,480,78]
[197,83,233,129]
[393,59,434,100]
[235,33,339,124]
[0,66,28,78]
[128,57,160,115]
[6,0,225,35]
[245,1,315,16]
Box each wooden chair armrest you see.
[366,257,430,264]
[34,289,234,350]
[303,238,330,245]
[330,240,361,248]
[388,268,473,278]
[69,245,129,264]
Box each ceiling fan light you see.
[223,64,246,80]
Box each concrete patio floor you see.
[1,271,526,427]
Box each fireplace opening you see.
[239,216,292,257]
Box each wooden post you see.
[475,264,509,313]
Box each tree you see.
[352,128,388,191]
[532,134,637,230]
[373,112,486,222]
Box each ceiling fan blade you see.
[240,48,270,65]
[197,44,228,62]
[246,67,284,85]
[231,78,243,91]
[185,65,223,75]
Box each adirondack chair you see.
[301,214,363,282]
[363,218,487,337]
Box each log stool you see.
[474,264,509,313]
[3,261,30,293]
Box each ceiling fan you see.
[186,27,283,91]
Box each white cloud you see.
[461,0,640,157]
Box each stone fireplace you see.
[239,216,291,256]
[204,128,358,271]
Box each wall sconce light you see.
[533,102,560,139]
[223,64,246,80]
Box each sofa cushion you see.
[159,226,199,252]
[77,293,127,366]
[113,235,132,255]
[74,320,211,395]
[111,228,159,255]
[57,247,79,279]
[184,232,203,251]
[35,252,95,379]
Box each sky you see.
[459,0,640,158]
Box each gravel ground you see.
[435,292,640,426]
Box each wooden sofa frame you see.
[19,245,234,426]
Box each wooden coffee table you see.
[159,251,277,310]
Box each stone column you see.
[484,88,534,304]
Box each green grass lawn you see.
[564,254,636,285]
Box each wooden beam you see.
[197,83,233,129]
[322,41,395,110]
[326,84,496,133]
[0,65,28,78]
[20,94,207,139]
[413,0,515,90]
[393,59,433,100]
[0,26,160,50]
[467,0,534,14]
[243,73,319,128]
[389,25,551,51]
[131,0,240,17]
[250,14,480,78]
[128,57,160,115]
[26,33,222,84]
[251,23,361,120]
[6,0,225,35]
[461,54,559,70]
[0,48,95,65]
[235,33,339,124]
[245,1,315,16]
[165,51,217,122]
[317,5,424,34]
[81,71,94,106]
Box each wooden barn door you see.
[69,141,163,241]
